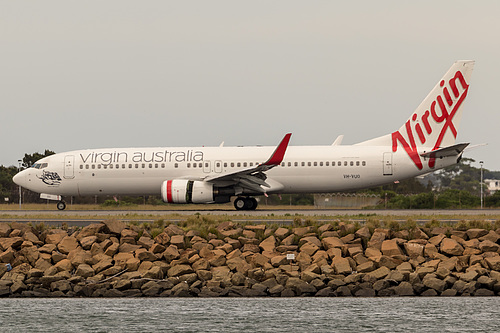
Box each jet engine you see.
[161,179,215,204]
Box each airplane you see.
[13,60,474,211]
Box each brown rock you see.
[103,220,127,235]
[76,223,105,241]
[170,235,185,249]
[136,249,158,262]
[355,226,371,240]
[168,264,194,277]
[440,238,464,256]
[79,236,97,250]
[0,237,23,251]
[479,230,500,243]
[165,224,185,236]
[466,229,489,239]
[367,266,390,280]
[381,239,403,257]
[479,240,500,253]
[0,222,11,237]
[484,256,500,270]
[75,264,95,278]
[104,242,119,256]
[259,236,276,253]
[332,257,351,275]
[368,231,386,249]
[357,261,376,273]
[428,234,446,247]
[58,236,79,254]
[321,237,344,250]
[274,227,290,239]
[137,236,154,249]
[55,258,73,272]
[23,232,42,245]
[0,247,15,263]
[300,242,320,256]
[154,232,170,246]
[404,242,424,258]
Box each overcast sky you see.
[1,1,499,172]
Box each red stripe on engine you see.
[166,180,173,203]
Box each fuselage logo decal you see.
[391,70,469,170]
[79,150,204,165]
[37,171,62,186]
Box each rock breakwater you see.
[1,219,500,297]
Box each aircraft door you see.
[383,153,393,176]
[64,155,75,179]
[203,161,211,173]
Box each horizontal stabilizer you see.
[420,143,469,159]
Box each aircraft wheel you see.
[234,197,246,210]
[56,201,66,211]
[245,197,258,210]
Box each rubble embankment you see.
[1,218,500,297]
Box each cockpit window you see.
[31,163,48,169]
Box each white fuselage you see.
[14,144,456,197]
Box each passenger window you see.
[187,163,191,168]
[344,161,347,166]
[231,162,234,167]
[314,162,317,167]
[109,164,113,169]
[294,162,298,167]
[224,163,228,167]
[85,165,89,169]
[356,161,360,166]
[288,162,291,167]
[320,162,323,166]
[326,162,329,166]
[301,162,305,167]
[237,162,241,167]
[193,163,197,168]
[129,164,132,168]
[362,161,366,166]
[308,162,311,167]
[281,162,285,167]
[350,161,354,166]
[80,165,83,169]
[198,163,202,168]
[174,163,178,168]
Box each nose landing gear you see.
[56,201,66,210]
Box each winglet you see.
[262,133,292,166]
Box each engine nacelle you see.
[161,179,215,204]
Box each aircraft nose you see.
[13,170,27,187]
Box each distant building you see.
[485,179,500,194]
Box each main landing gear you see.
[234,197,258,211]
[56,201,67,210]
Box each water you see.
[0,297,499,332]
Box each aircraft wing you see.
[203,133,292,193]
[420,143,470,159]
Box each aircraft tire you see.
[234,197,246,210]
[57,201,66,211]
[245,197,258,210]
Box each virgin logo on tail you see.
[391,70,470,170]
